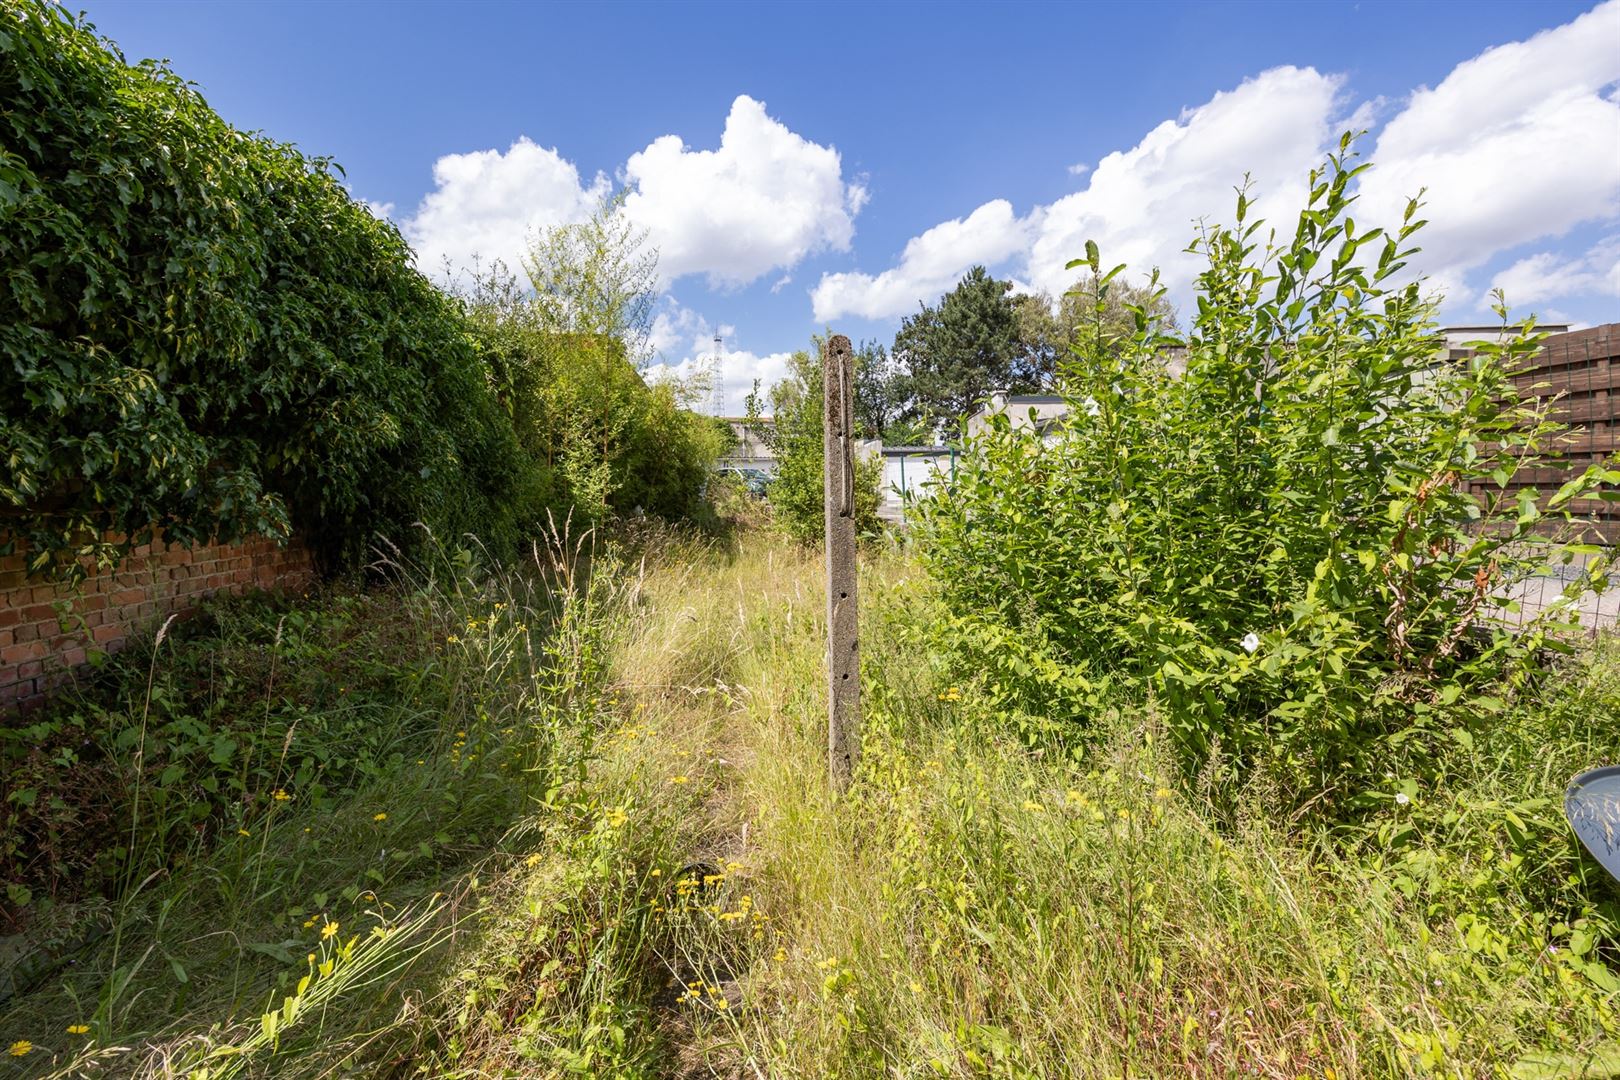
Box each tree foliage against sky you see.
[457,203,723,525]
[0,0,536,575]
[890,266,1042,426]
[747,343,882,543]
[520,195,660,367]
[867,264,1177,440]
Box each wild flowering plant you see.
[916,136,1616,803]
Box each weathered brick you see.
[2,531,312,710]
[21,602,57,623]
[2,639,47,664]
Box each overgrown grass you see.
[422,531,1620,1077]
[0,523,638,1076]
[3,527,1616,1077]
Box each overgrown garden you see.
[2,3,1618,1077]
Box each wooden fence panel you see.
[1465,323,1618,544]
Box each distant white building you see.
[1435,323,1569,359]
[876,445,957,523]
[718,417,775,489]
[965,392,1070,438]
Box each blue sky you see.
[83,0,1620,411]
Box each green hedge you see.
[0,2,543,575]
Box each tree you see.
[454,202,720,524]
[747,343,883,543]
[0,1,543,575]
[890,266,1048,427]
[522,194,659,366]
[852,339,928,443]
[915,140,1615,800]
[1053,272,1179,354]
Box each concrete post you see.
[823,334,860,790]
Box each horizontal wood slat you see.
[1494,324,1618,542]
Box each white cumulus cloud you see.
[645,300,787,415]
[810,66,1345,322]
[620,95,865,288]
[390,96,863,292]
[1025,65,1345,300]
[645,347,795,417]
[1357,0,1620,307]
[812,1,1620,328]
[1491,236,1620,307]
[810,199,1033,321]
[401,137,608,279]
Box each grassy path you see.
[6,530,1614,1077]
[481,531,1618,1078]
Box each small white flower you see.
[1083,397,1101,417]
[1395,792,1410,805]
[1240,632,1260,654]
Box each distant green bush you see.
[457,209,725,529]
[917,139,1616,803]
[0,1,541,575]
[748,343,883,544]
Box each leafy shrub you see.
[0,588,437,907]
[748,343,883,544]
[0,2,540,574]
[916,139,1615,803]
[457,233,723,527]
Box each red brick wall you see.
[0,534,314,710]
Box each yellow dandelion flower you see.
[373,812,388,821]
[67,1024,89,1035]
[8,1041,31,1057]
[909,981,923,994]
[273,788,291,802]
[322,921,340,939]
[671,775,689,785]
[447,635,460,644]
[649,868,661,877]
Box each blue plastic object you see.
[1567,765,1620,884]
